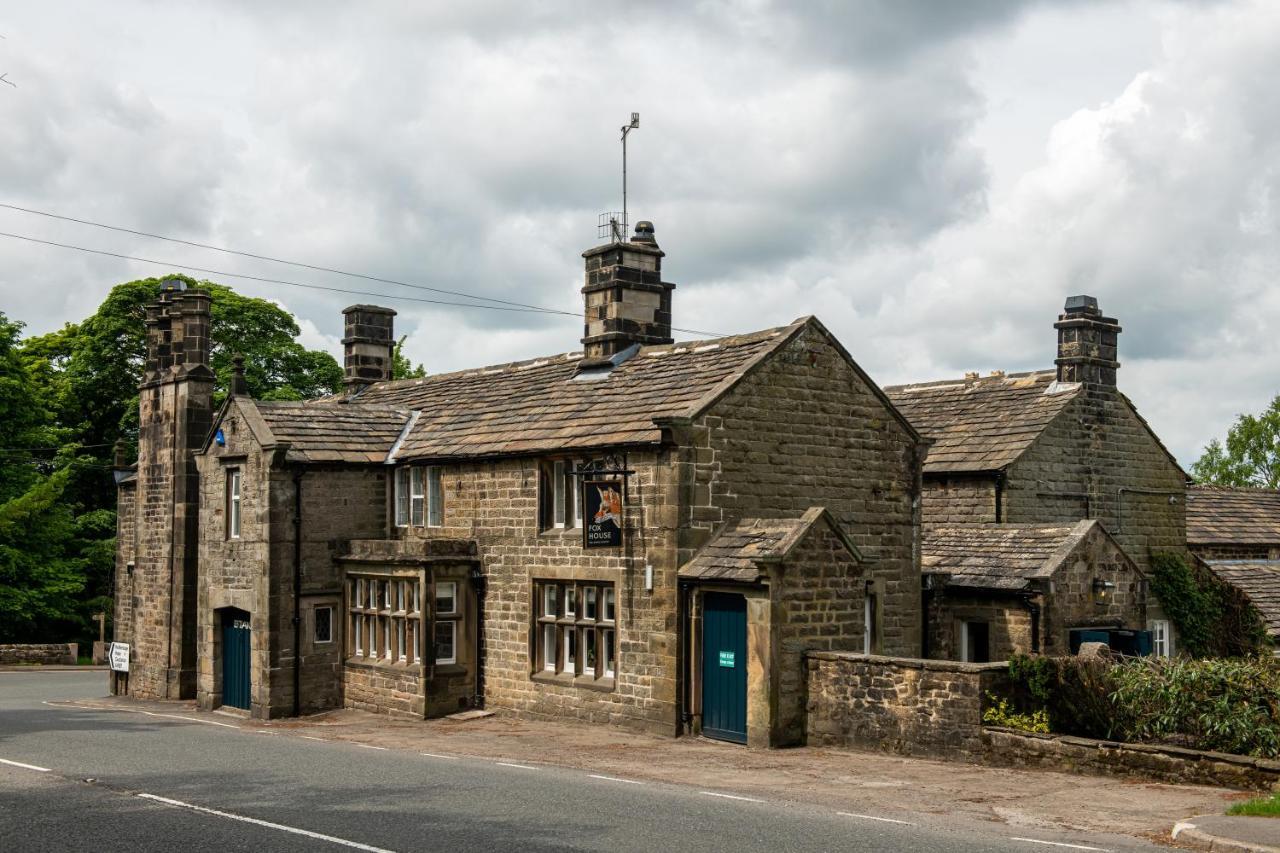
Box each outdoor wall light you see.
[1092,578,1116,604]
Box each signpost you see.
[108,642,130,673]
[583,479,624,548]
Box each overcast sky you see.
[3,1,1278,467]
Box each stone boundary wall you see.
[982,727,1280,791]
[805,651,1008,756]
[804,651,1280,791]
[0,644,78,665]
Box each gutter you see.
[1116,486,1180,533]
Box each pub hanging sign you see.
[583,479,624,548]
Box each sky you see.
[2,0,1278,467]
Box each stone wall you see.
[805,651,1008,756]
[920,475,998,526]
[688,323,924,657]
[925,594,1032,662]
[343,659,426,717]
[111,480,137,687]
[1040,525,1146,655]
[0,644,78,665]
[1006,387,1187,576]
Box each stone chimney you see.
[580,221,675,362]
[342,305,396,390]
[143,279,212,382]
[1055,295,1121,388]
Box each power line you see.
[0,202,566,315]
[0,227,729,338]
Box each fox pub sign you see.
[584,480,624,548]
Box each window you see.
[540,459,580,531]
[348,575,423,666]
[534,581,615,683]
[395,468,410,527]
[410,468,425,526]
[863,593,879,655]
[227,470,242,539]
[436,581,457,615]
[435,620,456,665]
[961,621,990,663]
[314,606,333,644]
[427,467,444,527]
[1150,619,1173,658]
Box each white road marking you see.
[354,744,387,751]
[420,752,459,760]
[300,736,324,741]
[0,758,51,772]
[42,701,241,729]
[1010,838,1112,852]
[495,762,537,770]
[137,793,397,852]
[837,812,915,825]
[588,774,643,785]
[699,791,764,803]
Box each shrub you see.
[1148,552,1269,658]
[1005,653,1120,739]
[983,694,1050,733]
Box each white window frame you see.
[410,467,425,527]
[228,470,242,539]
[426,466,444,528]
[603,628,615,678]
[534,580,615,684]
[397,618,406,662]
[314,606,333,645]
[435,619,456,665]
[543,624,556,671]
[395,467,411,527]
[1149,619,1172,658]
[584,587,597,621]
[436,581,457,616]
[553,460,567,528]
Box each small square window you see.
[435,620,456,665]
[436,581,457,616]
[314,606,333,644]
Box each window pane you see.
[353,613,362,655]
[565,626,577,672]
[411,619,419,664]
[604,587,615,622]
[384,617,392,659]
[543,624,556,671]
[553,461,566,527]
[435,621,456,664]
[565,586,576,617]
[397,619,406,661]
[384,582,392,609]
[436,581,457,615]
[584,587,597,621]
[411,583,420,613]
[395,468,410,527]
[603,628,615,677]
[314,607,332,644]
[543,583,557,617]
[571,467,583,528]
[427,467,443,527]
[368,581,376,610]
[584,628,597,675]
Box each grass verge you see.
[1227,793,1280,817]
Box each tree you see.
[392,335,427,380]
[1191,394,1280,488]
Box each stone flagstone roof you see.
[883,371,1080,474]
[351,321,807,460]
[679,507,861,583]
[1187,485,1280,547]
[922,520,1100,591]
[1205,561,1280,639]
[250,400,414,464]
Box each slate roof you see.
[922,520,1098,591]
[883,371,1080,474]
[252,401,413,464]
[1205,561,1280,639]
[1187,486,1280,546]
[350,322,802,461]
[678,507,860,583]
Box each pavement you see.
[0,668,1263,851]
[1173,815,1280,852]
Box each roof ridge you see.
[884,368,1057,393]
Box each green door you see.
[221,609,251,711]
[701,592,747,744]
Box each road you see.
[0,670,1167,852]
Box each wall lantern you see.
[1091,578,1116,604]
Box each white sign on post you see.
[108,642,130,673]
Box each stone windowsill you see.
[344,656,426,674]
[531,670,616,693]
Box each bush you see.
[983,694,1050,733]
[1005,654,1121,739]
[1148,552,1268,658]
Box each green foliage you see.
[1149,552,1268,658]
[1228,792,1280,817]
[983,694,1049,733]
[1004,654,1125,739]
[391,335,426,380]
[1191,395,1280,488]
[1111,656,1280,758]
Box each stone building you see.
[1187,485,1280,646]
[884,297,1186,660]
[113,222,925,747]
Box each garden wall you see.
[0,644,78,665]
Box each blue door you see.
[701,592,747,744]
[221,609,251,711]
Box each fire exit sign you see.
[718,650,735,667]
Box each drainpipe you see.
[1018,593,1042,654]
[678,579,692,731]
[292,469,305,717]
[470,563,486,709]
[1116,487,1180,533]
[994,470,1006,523]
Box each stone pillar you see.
[1054,295,1121,388]
[342,305,396,390]
[580,221,676,362]
[130,281,215,700]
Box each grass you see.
[1227,793,1280,817]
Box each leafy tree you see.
[391,335,427,380]
[1192,395,1280,488]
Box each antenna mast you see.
[599,112,640,243]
